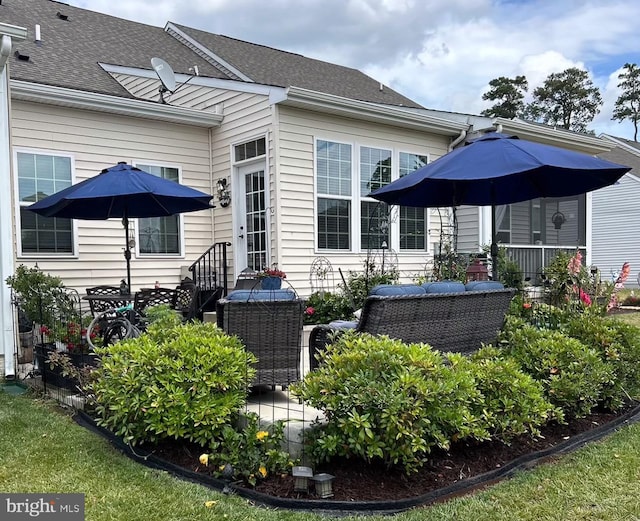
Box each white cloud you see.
[68,0,640,139]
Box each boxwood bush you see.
[91,321,256,446]
[563,314,640,409]
[499,317,613,418]
[294,332,555,473]
[452,347,560,440]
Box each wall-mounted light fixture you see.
[551,211,566,230]
[217,178,231,207]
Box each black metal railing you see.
[188,241,230,314]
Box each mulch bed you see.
[149,407,628,503]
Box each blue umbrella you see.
[369,133,631,279]
[28,162,214,290]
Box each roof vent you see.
[14,50,30,62]
[56,12,69,21]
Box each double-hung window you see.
[399,152,428,250]
[17,151,74,255]
[316,140,352,250]
[316,140,428,252]
[136,164,181,255]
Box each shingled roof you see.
[170,23,423,108]
[2,0,227,98]
[3,0,423,109]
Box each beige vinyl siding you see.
[208,92,273,287]
[275,105,451,296]
[11,100,213,293]
[592,174,640,285]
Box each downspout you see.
[1,25,27,379]
[448,129,467,152]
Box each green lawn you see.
[1,391,640,520]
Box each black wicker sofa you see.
[308,281,515,370]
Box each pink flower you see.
[305,306,315,316]
[567,251,583,276]
[579,289,592,306]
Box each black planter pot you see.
[34,344,97,391]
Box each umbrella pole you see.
[124,215,132,293]
[491,204,498,281]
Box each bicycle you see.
[86,303,145,350]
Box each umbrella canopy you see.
[369,133,631,279]
[28,162,214,290]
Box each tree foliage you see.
[612,62,640,141]
[526,67,602,132]
[480,75,528,119]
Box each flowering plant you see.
[40,318,94,352]
[257,267,287,279]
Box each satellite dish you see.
[151,57,176,93]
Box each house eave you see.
[494,118,612,154]
[10,81,223,128]
[279,87,468,136]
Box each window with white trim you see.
[17,151,74,254]
[316,140,428,252]
[136,164,181,255]
[316,140,352,250]
[399,152,428,250]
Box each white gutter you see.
[10,81,224,128]
[280,86,469,136]
[495,118,612,154]
[1,23,27,379]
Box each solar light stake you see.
[292,466,313,492]
[311,473,335,498]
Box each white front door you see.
[234,162,268,275]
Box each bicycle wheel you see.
[102,318,134,345]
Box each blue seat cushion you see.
[465,281,505,292]
[421,281,466,294]
[370,284,426,296]
[328,320,358,329]
[226,289,296,301]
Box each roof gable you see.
[170,23,423,108]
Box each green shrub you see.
[293,332,485,473]
[144,304,183,329]
[203,413,293,487]
[303,291,353,325]
[92,322,255,446]
[453,348,560,440]
[340,259,399,311]
[500,323,613,418]
[563,315,640,408]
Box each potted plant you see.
[257,266,287,290]
[6,265,69,335]
[6,265,69,364]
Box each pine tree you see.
[480,76,528,119]
[612,63,640,141]
[525,68,602,132]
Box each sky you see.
[68,0,640,140]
